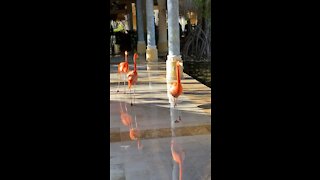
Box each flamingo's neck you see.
[134,56,137,72]
[176,63,181,84]
[124,51,128,62]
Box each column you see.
[126,2,133,31]
[136,0,146,54]
[157,0,168,56]
[166,0,183,105]
[132,3,137,31]
[142,0,147,33]
[146,0,158,61]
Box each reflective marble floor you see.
[110,54,211,180]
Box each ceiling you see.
[110,0,159,21]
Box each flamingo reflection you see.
[170,107,185,180]
[171,139,185,180]
[129,115,143,150]
[119,100,132,127]
[119,101,143,150]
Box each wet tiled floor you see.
[110,54,211,180]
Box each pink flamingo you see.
[117,51,129,93]
[169,61,183,122]
[169,61,183,107]
[127,53,138,106]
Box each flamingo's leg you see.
[130,88,133,106]
[178,107,182,122]
[123,75,126,94]
[173,98,177,108]
[117,73,120,93]
[133,85,136,105]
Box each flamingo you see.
[169,61,183,122]
[127,53,138,106]
[169,61,183,107]
[117,51,129,93]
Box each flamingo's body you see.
[169,61,183,106]
[127,53,139,105]
[118,62,129,73]
[117,51,129,93]
[127,71,138,89]
[170,82,183,98]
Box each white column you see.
[126,2,133,31]
[166,0,183,105]
[136,0,146,54]
[145,0,158,61]
[157,0,168,56]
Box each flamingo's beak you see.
[176,61,183,67]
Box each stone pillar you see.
[157,0,168,56]
[166,0,183,106]
[146,0,158,61]
[142,0,147,33]
[132,3,137,31]
[167,0,180,56]
[136,0,146,54]
[126,2,133,31]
